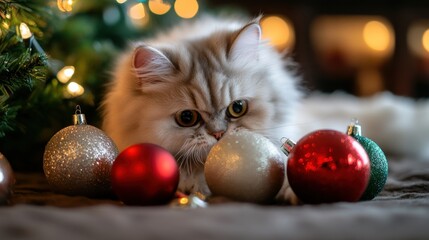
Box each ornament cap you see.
[346,118,362,137]
[73,105,87,125]
[280,138,296,156]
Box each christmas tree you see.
[0,0,233,170]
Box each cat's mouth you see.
[173,127,247,174]
[174,141,213,175]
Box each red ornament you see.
[111,143,179,205]
[286,130,370,204]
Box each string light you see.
[57,66,75,83]
[66,82,85,97]
[57,0,74,13]
[174,0,199,19]
[149,0,171,15]
[19,23,32,39]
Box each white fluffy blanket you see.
[293,91,429,159]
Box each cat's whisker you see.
[175,136,208,175]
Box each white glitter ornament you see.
[43,106,118,197]
[205,131,285,203]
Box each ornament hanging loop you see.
[346,118,362,137]
[280,137,296,156]
[73,105,87,125]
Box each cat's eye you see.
[175,110,201,127]
[226,100,248,119]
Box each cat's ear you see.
[132,46,176,89]
[229,23,261,62]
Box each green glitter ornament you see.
[347,120,388,201]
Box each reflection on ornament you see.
[19,23,32,39]
[57,0,74,13]
[149,0,171,15]
[284,130,370,204]
[346,120,388,200]
[116,0,127,4]
[43,106,119,197]
[111,143,180,205]
[174,0,198,19]
[57,66,75,83]
[0,152,15,205]
[205,131,285,203]
[170,192,207,208]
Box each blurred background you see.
[213,0,429,98]
[1,0,429,170]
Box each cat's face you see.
[103,21,300,182]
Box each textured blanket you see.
[1,155,428,240]
[2,92,429,239]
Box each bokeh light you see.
[57,0,73,12]
[261,15,295,51]
[174,0,199,19]
[422,29,429,53]
[407,21,429,57]
[149,0,171,15]
[66,82,84,97]
[363,21,391,52]
[57,66,75,83]
[129,3,146,20]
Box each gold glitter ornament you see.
[43,106,118,197]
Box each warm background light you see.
[260,15,295,51]
[407,21,429,58]
[129,3,146,20]
[174,0,199,19]
[19,23,32,39]
[116,0,127,4]
[149,0,171,15]
[363,21,391,52]
[312,16,394,67]
[422,29,429,53]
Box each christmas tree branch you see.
[0,0,50,137]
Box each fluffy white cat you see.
[102,15,301,202]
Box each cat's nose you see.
[211,131,225,141]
